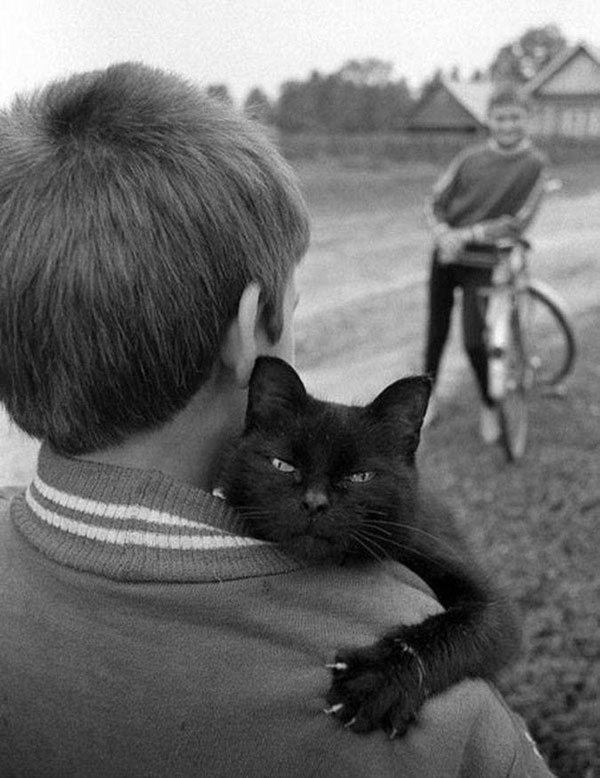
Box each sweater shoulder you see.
[448,142,491,170]
[528,144,549,169]
[432,143,488,197]
[457,142,498,164]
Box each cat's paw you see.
[324,641,427,737]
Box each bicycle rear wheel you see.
[525,281,576,387]
[497,307,532,462]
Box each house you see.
[524,41,600,137]
[408,41,600,138]
[407,78,491,133]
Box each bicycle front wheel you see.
[497,306,531,462]
[524,281,577,387]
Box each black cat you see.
[221,356,520,737]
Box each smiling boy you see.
[423,83,547,440]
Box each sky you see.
[1,0,599,107]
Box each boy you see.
[0,64,553,776]
[423,83,547,441]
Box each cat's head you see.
[223,357,431,563]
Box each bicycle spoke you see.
[524,283,576,387]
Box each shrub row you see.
[278,131,600,167]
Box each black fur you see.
[222,356,520,736]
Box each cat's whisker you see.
[397,531,466,563]
[362,513,462,552]
[233,509,277,520]
[347,531,387,564]
[353,527,432,559]
[231,505,273,512]
[358,522,393,537]
[363,518,466,562]
[355,527,396,545]
[360,534,458,569]
[350,531,395,563]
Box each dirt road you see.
[1,161,599,484]
[296,164,600,402]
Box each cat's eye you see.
[346,472,375,484]
[271,457,296,474]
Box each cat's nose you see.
[302,489,329,514]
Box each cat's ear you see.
[367,375,432,457]
[246,356,308,430]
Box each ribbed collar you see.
[11,444,302,582]
[487,137,532,156]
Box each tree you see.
[336,58,394,87]
[274,59,415,133]
[206,83,233,104]
[334,59,412,131]
[244,87,273,124]
[418,68,443,100]
[276,75,321,132]
[489,25,568,83]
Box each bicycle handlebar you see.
[464,237,531,253]
[451,237,531,269]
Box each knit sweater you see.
[432,139,547,231]
[0,445,554,777]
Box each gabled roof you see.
[409,77,493,130]
[442,79,493,125]
[525,41,600,95]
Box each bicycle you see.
[469,238,576,462]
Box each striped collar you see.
[11,445,302,582]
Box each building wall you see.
[531,97,600,137]
[539,51,600,95]
[530,49,600,137]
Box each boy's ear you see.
[246,356,307,430]
[220,282,262,387]
[367,375,432,458]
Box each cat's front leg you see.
[325,594,518,736]
[324,634,428,737]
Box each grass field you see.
[420,311,600,778]
[1,155,599,775]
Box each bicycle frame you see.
[482,241,531,402]
[469,237,576,461]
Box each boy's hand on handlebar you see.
[476,216,519,243]
[435,215,520,263]
[436,227,472,264]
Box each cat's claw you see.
[325,662,348,671]
[323,703,344,715]
[324,639,429,736]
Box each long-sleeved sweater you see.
[432,139,547,231]
[0,445,554,777]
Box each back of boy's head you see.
[0,62,310,455]
[487,82,530,113]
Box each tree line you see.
[207,24,568,133]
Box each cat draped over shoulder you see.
[221,356,520,737]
